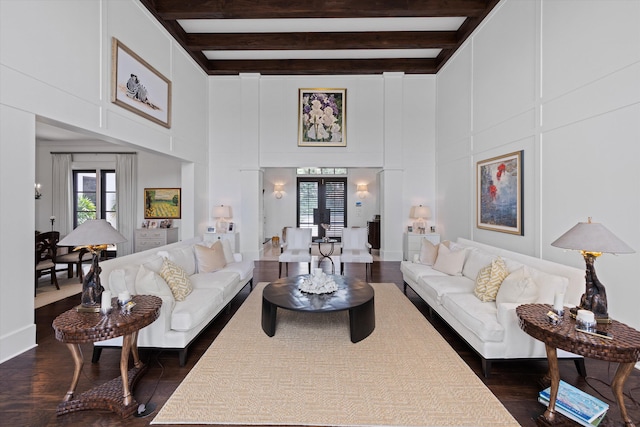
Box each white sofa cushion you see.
[433,244,466,276]
[496,266,539,305]
[158,246,196,276]
[159,258,193,301]
[443,293,505,342]
[171,287,224,331]
[194,242,227,273]
[401,261,449,284]
[190,271,240,300]
[418,275,476,305]
[462,248,496,280]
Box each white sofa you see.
[91,236,254,366]
[401,237,586,377]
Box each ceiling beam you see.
[150,0,489,19]
[186,31,458,50]
[205,58,439,75]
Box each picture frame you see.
[476,150,524,235]
[111,38,172,128]
[298,88,346,147]
[228,222,234,232]
[144,188,181,219]
[207,226,216,233]
[149,220,158,229]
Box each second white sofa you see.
[401,237,586,377]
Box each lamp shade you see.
[357,184,368,192]
[551,219,634,254]
[274,184,285,192]
[58,219,127,246]
[213,205,231,218]
[411,205,431,220]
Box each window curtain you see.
[115,154,136,256]
[51,154,72,237]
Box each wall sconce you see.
[356,184,368,199]
[274,184,285,199]
[35,183,42,199]
[213,205,232,233]
[411,205,431,234]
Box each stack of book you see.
[538,380,609,427]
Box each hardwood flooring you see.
[2,260,639,426]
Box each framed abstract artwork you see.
[476,151,523,235]
[111,38,172,128]
[298,88,346,147]
[144,188,181,219]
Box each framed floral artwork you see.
[476,151,524,235]
[298,88,346,147]
[111,38,172,128]
[144,188,181,219]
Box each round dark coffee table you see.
[261,275,375,343]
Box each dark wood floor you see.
[2,260,639,426]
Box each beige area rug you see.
[35,277,82,309]
[152,283,519,426]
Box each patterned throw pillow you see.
[159,258,193,301]
[474,257,509,302]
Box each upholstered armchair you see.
[340,227,373,281]
[278,227,312,277]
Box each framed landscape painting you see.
[111,38,172,128]
[144,188,181,219]
[298,88,346,147]
[476,151,523,235]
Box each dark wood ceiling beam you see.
[149,0,488,19]
[205,58,439,75]
[187,31,457,50]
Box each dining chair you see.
[35,231,60,293]
[56,245,92,282]
[278,227,312,278]
[340,227,374,282]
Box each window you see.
[73,170,117,229]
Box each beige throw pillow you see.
[417,238,439,265]
[495,266,539,305]
[432,244,466,276]
[474,257,509,302]
[159,258,193,301]
[194,241,227,273]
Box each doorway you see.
[297,177,346,240]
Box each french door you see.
[297,178,346,240]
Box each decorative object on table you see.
[274,183,284,199]
[321,223,330,241]
[299,268,338,294]
[144,188,181,219]
[298,88,346,147]
[49,215,55,231]
[476,150,523,235]
[551,217,634,323]
[213,205,232,233]
[410,205,431,234]
[35,183,42,199]
[538,380,608,427]
[111,37,171,128]
[553,292,565,316]
[356,183,368,199]
[58,219,127,312]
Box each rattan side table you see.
[52,295,161,418]
[517,303,640,427]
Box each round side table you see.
[52,294,161,418]
[517,303,640,427]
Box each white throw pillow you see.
[135,265,174,302]
[462,249,495,280]
[142,255,164,273]
[432,244,466,276]
[417,238,439,265]
[528,267,569,304]
[159,258,193,301]
[157,247,196,276]
[496,266,539,305]
[194,241,227,273]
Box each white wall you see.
[436,0,640,329]
[0,0,208,362]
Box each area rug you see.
[35,278,81,309]
[152,283,519,426]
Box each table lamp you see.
[411,205,431,234]
[551,217,634,323]
[58,219,127,312]
[213,205,232,233]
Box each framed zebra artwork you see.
[111,38,172,128]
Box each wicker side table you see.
[517,303,640,427]
[52,295,161,418]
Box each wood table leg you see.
[130,330,144,369]
[612,362,636,427]
[63,343,83,401]
[120,333,133,407]
[540,344,560,424]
